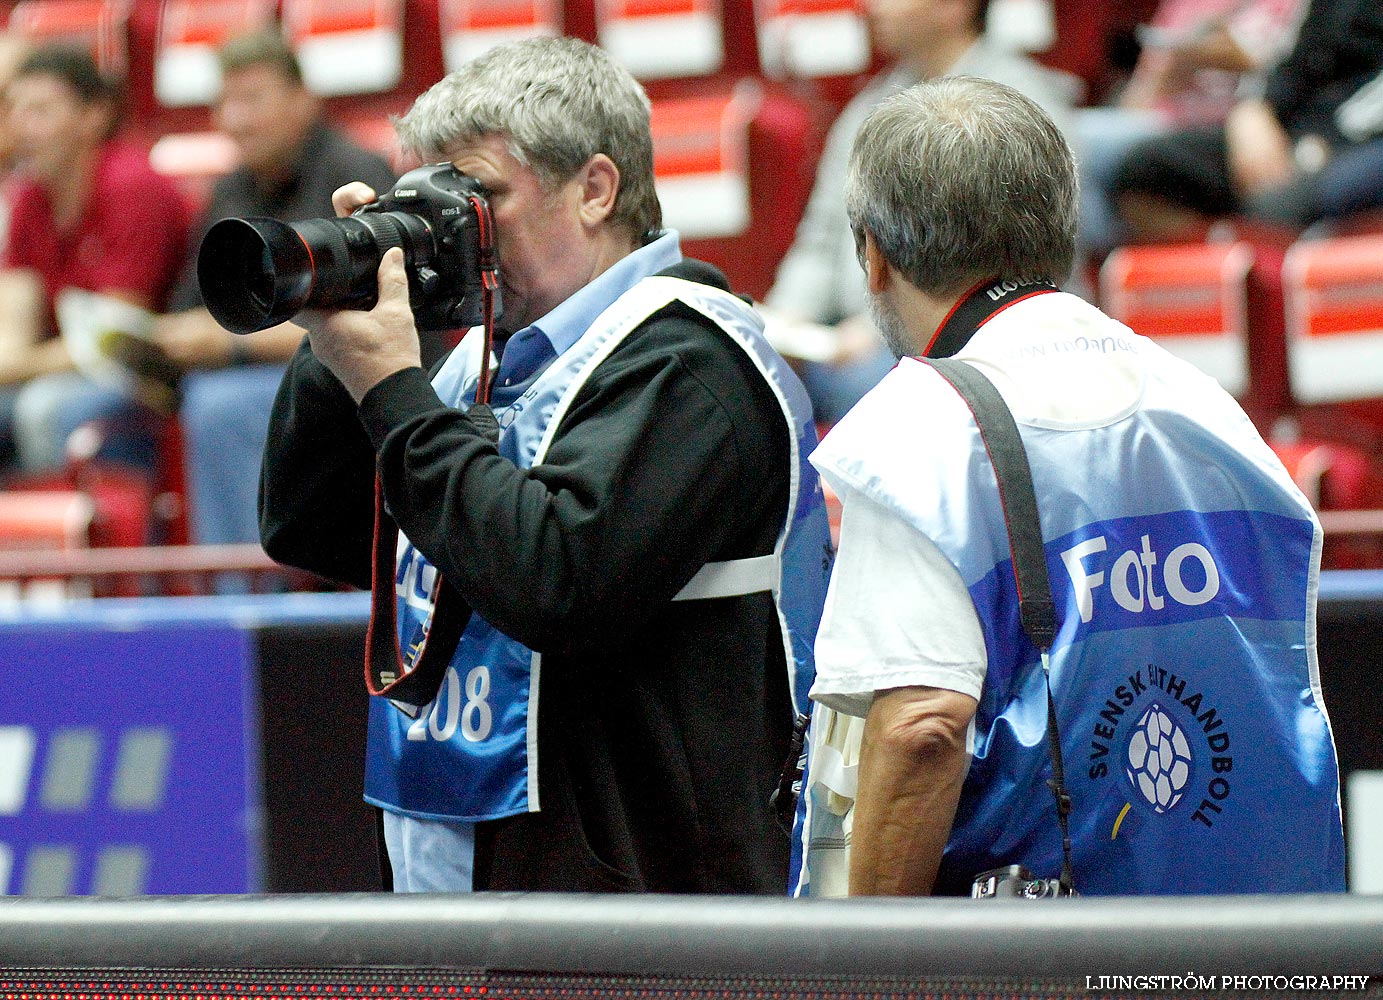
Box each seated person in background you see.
[795,76,1344,898]
[1111,0,1383,245]
[0,33,31,254]
[762,0,1076,425]
[152,30,395,546]
[0,45,188,476]
[1076,0,1303,257]
[0,32,30,469]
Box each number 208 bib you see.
[363,276,823,822]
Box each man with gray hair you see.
[259,37,830,894]
[796,76,1344,897]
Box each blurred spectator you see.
[1111,0,1383,244]
[0,33,32,253]
[762,0,1078,424]
[150,30,395,548]
[0,32,30,468]
[0,45,188,476]
[1076,0,1304,257]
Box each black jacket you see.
[259,259,795,893]
[1263,0,1383,145]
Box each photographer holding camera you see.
[254,37,830,893]
[795,77,1344,898]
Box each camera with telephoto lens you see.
[971,865,1075,899]
[196,163,497,335]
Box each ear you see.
[862,229,891,296]
[574,153,620,227]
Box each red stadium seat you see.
[678,82,824,301]
[281,0,403,97]
[0,440,178,598]
[1272,438,1381,513]
[152,0,276,108]
[753,0,870,80]
[1276,235,1383,501]
[0,490,93,551]
[1282,234,1383,405]
[1100,239,1294,428]
[439,0,560,72]
[1269,433,1383,569]
[0,490,94,603]
[7,0,129,73]
[650,86,758,241]
[596,0,724,80]
[1099,242,1255,399]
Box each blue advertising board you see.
[0,592,376,897]
[0,620,258,894]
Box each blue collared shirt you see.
[490,231,683,403]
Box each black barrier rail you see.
[0,892,1381,994]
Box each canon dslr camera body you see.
[971,865,1075,900]
[197,163,496,335]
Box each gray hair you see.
[845,76,1077,296]
[396,37,661,241]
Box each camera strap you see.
[362,480,469,711]
[468,193,501,406]
[361,192,505,709]
[922,276,1059,359]
[924,356,1076,895]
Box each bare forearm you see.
[0,335,73,385]
[0,269,63,385]
[154,309,305,368]
[849,686,976,896]
[1225,99,1294,198]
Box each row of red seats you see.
[3,0,846,299]
[0,0,1163,304]
[0,0,845,578]
[0,0,1162,111]
[2,0,873,120]
[1100,229,1383,567]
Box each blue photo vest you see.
[801,301,1344,895]
[364,276,831,822]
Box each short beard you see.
[869,293,916,360]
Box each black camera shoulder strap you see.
[923,356,1076,894]
[923,276,1059,358]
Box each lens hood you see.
[198,217,316,335]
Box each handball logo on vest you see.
[1059,533,1220,624]
[1125,703,1192,813]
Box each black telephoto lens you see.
[198,217,316,335]
[197,213,425,334]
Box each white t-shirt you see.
[810,489,987,720]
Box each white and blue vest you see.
[804,293,1345,895]
[364,275,831,822]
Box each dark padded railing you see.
[1,891,1381,977]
